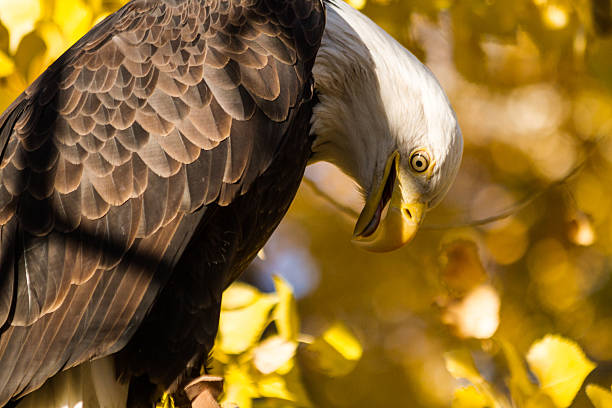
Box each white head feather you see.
[311,0,462,209]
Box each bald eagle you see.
[0,0,462,406]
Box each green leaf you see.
[218,291,277,354]
[452,386,488,408]
[302,322,362,377]
[273,276,299,342]
[586,384,612,408]
[526,335,596,408]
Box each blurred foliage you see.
[445,335,598,408]
[211,279,362,408]
[2,0,612,407]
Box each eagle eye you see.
[409,151,430,173]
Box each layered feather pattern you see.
[0,0,324,405]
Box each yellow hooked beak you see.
[352,152,426,252]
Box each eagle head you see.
[311,0,463,252]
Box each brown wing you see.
[0,0,324,403]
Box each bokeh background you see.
[0,0,612,407]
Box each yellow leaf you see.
[273,276,299,341]
[222,282,261,310]
[443,285,500,339]
[523,392,557,408]
[36,22,69,64]
[526,335,596,408]
[253,335,297,375]
[452,386,488,408]
[322,322,362,361]
[0,49,15,77]
[262,365,313,407]
[218,293,277,354]
[155,393,175,408]
[347,0,366,10]
[0,0,41,52]
[444,349,483,383]
[257,374,295,401]
[498,339,537,403]
[222,364,258,408]
[302,322,362,377]
[53,0,93,46]
[0,72,26,111]
[586,384,612,408]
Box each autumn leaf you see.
[218,286,277,355]
[302,322,362,377]
[586,384,612,408]
[526,335,596,408]
[451,386,488,408]
[273,276,300,342]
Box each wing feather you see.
[0,0,325,404]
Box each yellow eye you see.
[410,151,430,173]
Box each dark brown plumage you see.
[0,0,324,405]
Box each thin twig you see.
[302,139,598,231]
[301,177,360,219]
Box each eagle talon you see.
[184,376,224,408]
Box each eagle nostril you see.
[404,207,412,220]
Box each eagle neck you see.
[309,2,394,195]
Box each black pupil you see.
[413,155,426,170]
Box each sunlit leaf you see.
[0,72,27,111]
[444,349,483,383]
[222,364,258,408]
[568,211,596,246]
[523,392,557,408]
[253,335,297,375]
[257,374,295,401]
[346,0,366,10]
[451,386,488,408]
[302,322,362,377]
[526,335,596,407]
[273,276,299,342]
[322,322,362,361]
[269,366,313,407]
[542,4,569,30]
[498,339,537,404]
[0,50,15,77]
[36,22,70,65]
[222,282,262,310]
[155,393,175,408]
[586,384,612,408]
[218,292,277,354]
[53,0,93,45]
[0,0,41,52]
[443,284,500,339]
